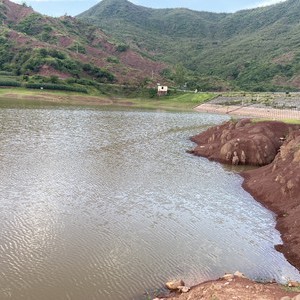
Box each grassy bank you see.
[125,92,216,110]
[0,87,215,111]
[252,118,300,125]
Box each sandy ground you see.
[195,103,300,120]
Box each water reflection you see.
[0,107,299,300]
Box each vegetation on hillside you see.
[78,0,300,92]
[0,0,167,91]
[2,0,300,93]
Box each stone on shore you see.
[166,279,185,291]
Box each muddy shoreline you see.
[161,118,300,300]
[189,119,300,271]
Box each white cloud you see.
[247,0,287,9]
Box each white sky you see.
[11,0,287,17]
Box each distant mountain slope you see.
[0,0,167,85]
[78,0,300,91]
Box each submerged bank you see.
[0,88,213,111]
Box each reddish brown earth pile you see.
[242,129,300,271]
[189,119,300,270]
[190,119,298,166]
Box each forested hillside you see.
[1,0,300,92]
[78,0,300,91]
[0,0,167,91]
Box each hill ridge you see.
[0,0,167,88]
[78,0,300,91]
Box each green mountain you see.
[78,0,300,91]
[0,0,167,90]
[2,0,300,92]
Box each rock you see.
[166,279,185,291]
[234,271,246,278]
[222,273,234,280]
[287,179,295,190]
[225,151,232,161]
[232,151,239,165]
[292,295,300,300]
[280,297,291,300]
[240,150,246,164]
[288,281,300,287]
[178,286,190,293]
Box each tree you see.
[174,64,186,88]
[50,75,59,83]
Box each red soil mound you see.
[190,119,298,166]
[242,129,300,270]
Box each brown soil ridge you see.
[189,119,300,271]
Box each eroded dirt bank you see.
[242,129,300,272]
[158,119,300,300]
[189,119,300,271]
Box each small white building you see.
[157,85,168,96]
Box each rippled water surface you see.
[0,107,299,300]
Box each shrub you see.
[107,56,119,64]
[0,80,21,87]
[25,83,87,93]
[116,43,129,52]
[15,14,43,35]
[0,71,14,76]
[68,43,86,54]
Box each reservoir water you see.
[0,106,299,299]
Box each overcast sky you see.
[12,0,287,17]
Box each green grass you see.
[282,285,300,293]
[128,92,215,110]
[0,87,214,110]
[280,118,300,124]
[0,75,20,81]
[165,92,215,107]
[0,87,28,95]
[251,118,300,125]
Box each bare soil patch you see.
[161,275,300,300]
